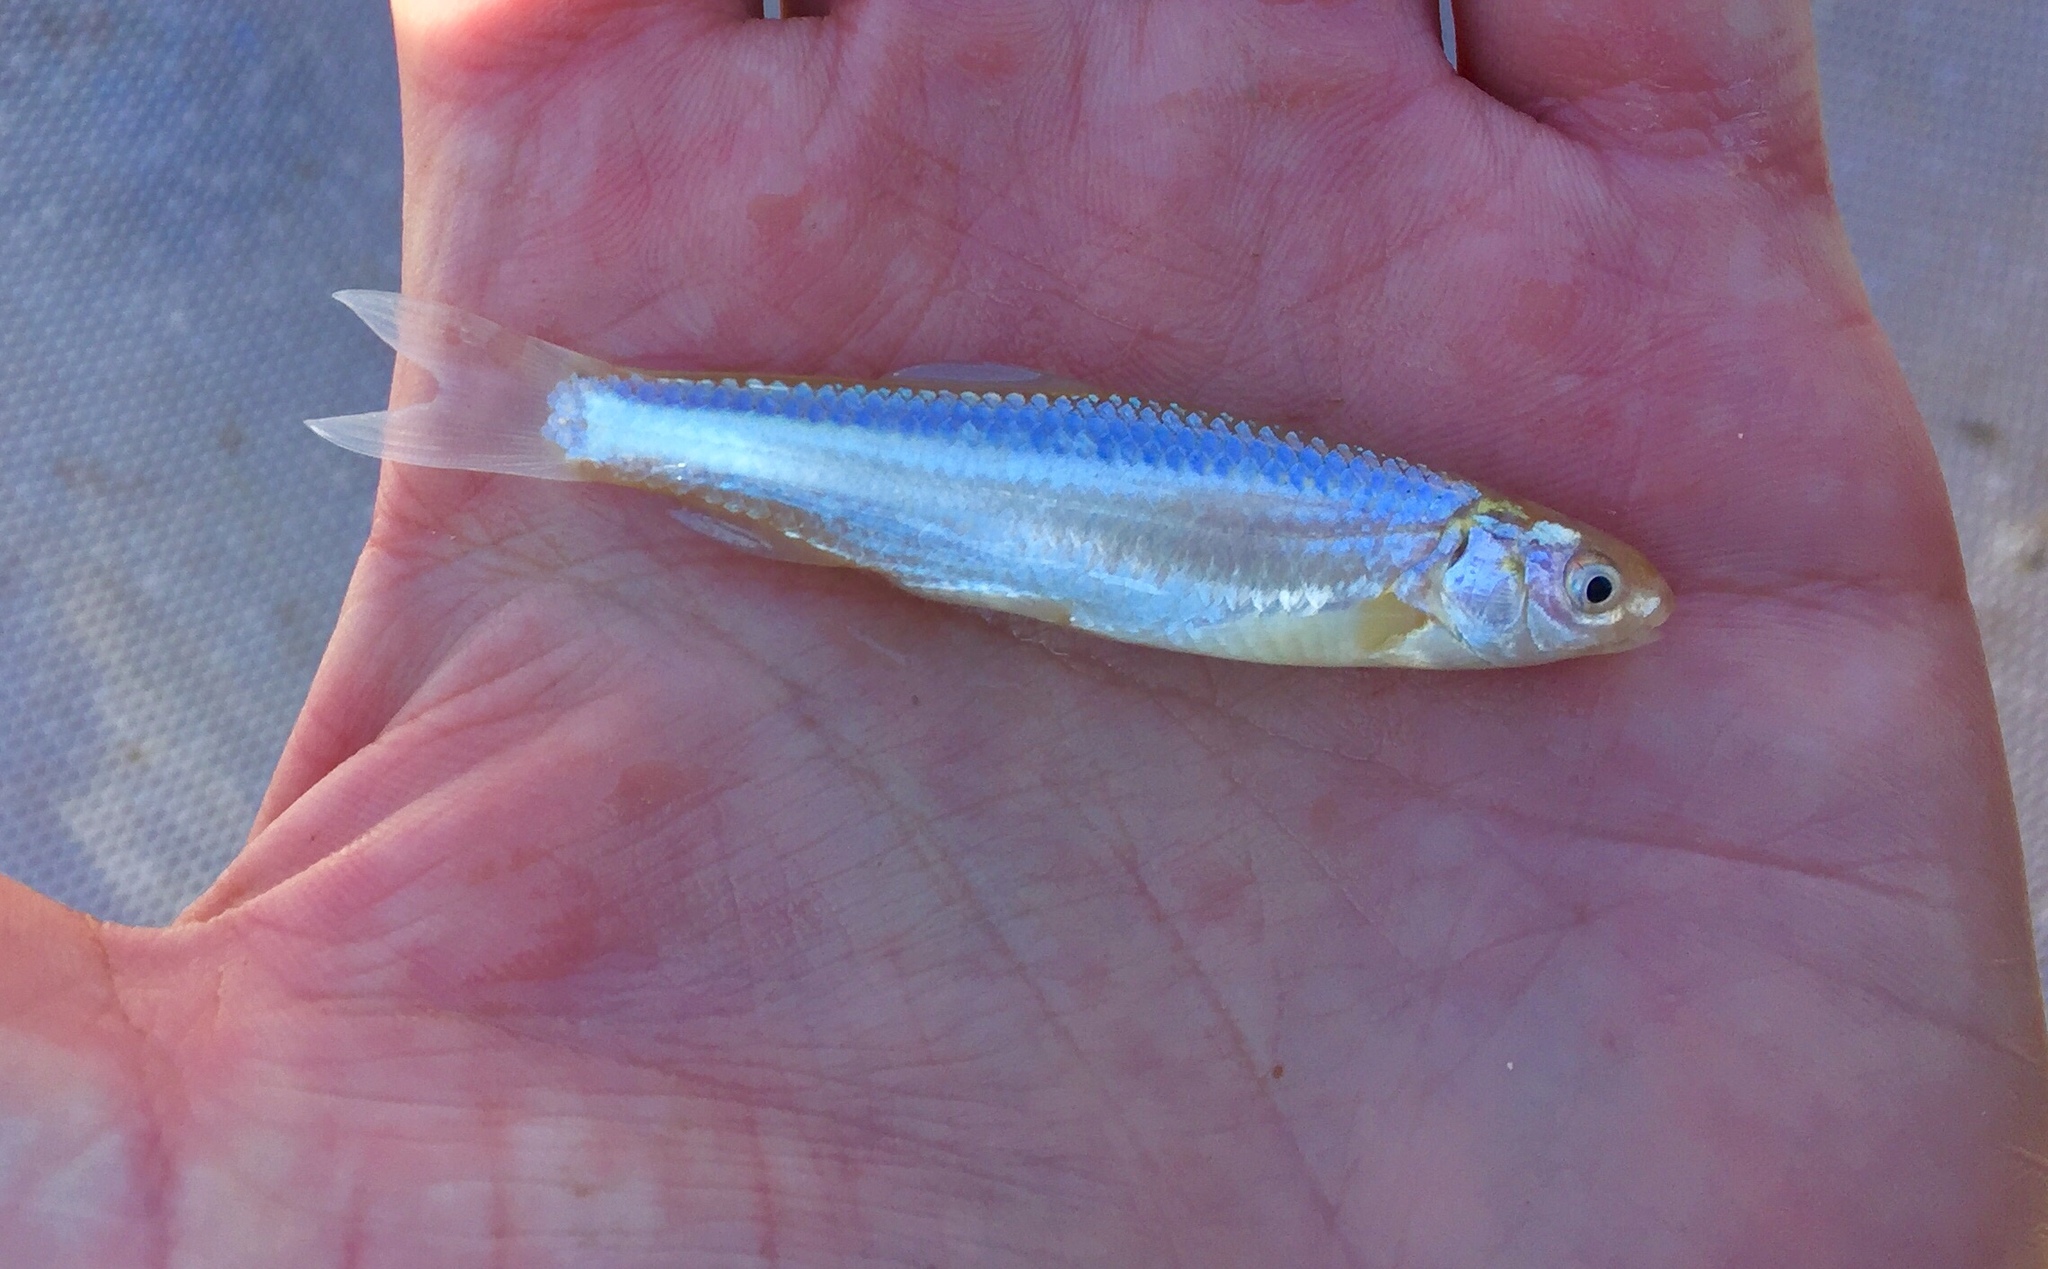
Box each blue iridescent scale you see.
[542,373,1481,648]
[561,376,1463,508]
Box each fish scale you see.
[540,372,1484,649]
[699,377,1322,489]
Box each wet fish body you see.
[311,292,1670,667]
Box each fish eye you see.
[1568,557,1624,614]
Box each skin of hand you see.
[3,0,2044,1264]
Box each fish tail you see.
[307,291,613,479]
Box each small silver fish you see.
[310,291,1670,668]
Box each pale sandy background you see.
[2,2,2044,967]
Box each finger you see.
[390,0,753,53]
[1452,0,1827,190]
[854,0,1455,110]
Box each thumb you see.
[0,877,163,1264]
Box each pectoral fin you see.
[1172,593,1432,666]
[1352,592,1432,653]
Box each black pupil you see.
[1584,573,1615,606]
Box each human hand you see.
[6,0,2043,1264]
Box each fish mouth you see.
[1634,575,1675,629]
[1592,578,1672,654]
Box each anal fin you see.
[896,580,1074,628]
[663,490,854,569]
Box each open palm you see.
[6,0,2043,1264]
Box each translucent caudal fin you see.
[307,291,616,479]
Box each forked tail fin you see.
[307,291,616,479]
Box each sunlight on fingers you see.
[390,0,508,38]
[397,0,790,38]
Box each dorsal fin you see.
[886,362,1100,397]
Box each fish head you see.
[1417,503,1671,665]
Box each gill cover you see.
[1436,516,1530,662]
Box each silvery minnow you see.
[310,291,1670,668]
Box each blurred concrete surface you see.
[0,0,391,922]
[0,2,2042,948]
[1814,0,2048,962]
